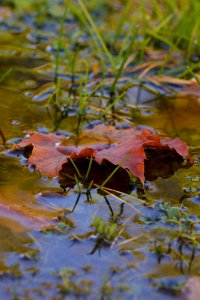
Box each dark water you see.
[0,4,200,300]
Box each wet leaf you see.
[14,125,192,188]
[180,81,200,97]
[181,277,200,300]
[15,131,68,177]
[0,7,13,21]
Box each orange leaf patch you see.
[15,132,67,177]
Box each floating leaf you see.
[15,132,68,177]
[14,125,193,189]
[181,276,200,300]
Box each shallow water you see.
[0,4,200,300]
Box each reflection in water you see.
[0,217,32,261]
[176,241,196,275]
[153,231,197,275]
[128,94,200,146]
[0,155,60,229]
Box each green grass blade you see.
[69,158,82,178]
[0,68,13,83]
[85,156,93,180]
[55,5,68,82]
[77,0,116,73]
[100,152,133,188]
[111,25,138,94]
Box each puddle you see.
[0,2,200,300]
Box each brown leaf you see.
[15,132,67,177]
[0,7,13,21]
[14,125,192,188]
[95,134,147,184]
[180,277,200,300]
[94,128,190,184]
[161,137,189,157]
[180,81,200,97]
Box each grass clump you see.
[91,217,119,242]
[89,217,121,254]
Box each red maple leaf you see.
[14,125,192,189]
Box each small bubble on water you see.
[10,119,21,126]
[38,126,49,134]
[24,80,37,87]
[140,109,153,116]
[24,91,34,97]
